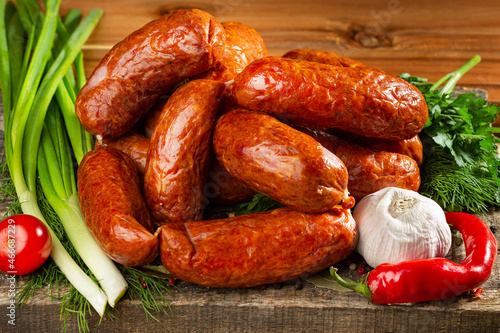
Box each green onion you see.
[38,103,128,307]
[429,55,482,95]
[0,0,122,317]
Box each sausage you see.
[301,127,421,202]
[159,206,357,288]
[282,49,424,165]
[194,21,267,82]
[77,146,158,267]
[75,9,226,140]
[230,56,428,141]
[283,48,366,69]
[206,154,256,206]
[328,129,424,165]
[144,97,169,138]
[143,79,226,224]
[97,132,150,180]
[98,128,253,206]
[213,109,349,213]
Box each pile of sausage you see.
[75,9,427,288]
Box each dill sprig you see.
[0,160,175,331]
[119,266,177,322]
[418,146,500,212]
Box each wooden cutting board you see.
[0,93,499,332]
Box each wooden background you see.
[59,0,500,107]
[1,0,499,331]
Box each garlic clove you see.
[353,187,451,268]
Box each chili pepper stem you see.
[329,267,372,303]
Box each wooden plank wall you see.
[59,0,500,107]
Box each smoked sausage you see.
[282,49,424,165]
[77,146,158,267]
[98,132,150,180]
[301,128,421,202]
[194,21,267,82]
[206,155,256,205]
[328,129,424,165]
[75,9,226,140]
[213,109,349,213]
[99,129,254,206]
[144,97,169,138]
[230,56,428,141]
[143,79,226,224]
[283,48,366,69]
[159,206,357,288]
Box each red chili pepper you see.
[331,212,497,304]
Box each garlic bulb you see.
[353,187,451,268]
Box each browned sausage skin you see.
[231,56,428,141]
[76,9,226,140]
[143,79,226,224]
[144,97,169,138]
[283,48,366,69]
[97,132,150,180]
[282,49,424,165]
[213,109,349,213]
[327,129,424,166]
[159,206,357,288]
[206,154,256,206]
[194,21,267,82]
[301,128,421,202]
[77,146,158,266]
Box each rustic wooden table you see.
[1,0,500,332]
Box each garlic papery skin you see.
[352,187,451,268]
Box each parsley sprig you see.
[402,55,500,212]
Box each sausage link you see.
[97,132,150,180]
[77,146,158,266]
[213,109,349,213]
[144,97,169,138]
[328,129,423,165]
[282,49,424,165]
[301,128,421,202]
[76,9,226,140]
[143,79,226,224]
[206,154,256,205]
[159,206,357,288]
[231,56,428,140]
[283,48,366,69]
[194,21,267,82]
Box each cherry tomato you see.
[0,214,52,276]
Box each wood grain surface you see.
[1,1,500,331]
[59,0,500,108]
[0,94,499,331]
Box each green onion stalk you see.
[1,0,127,315]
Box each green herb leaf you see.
[400,58,500,213]
[234,193,284,216]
